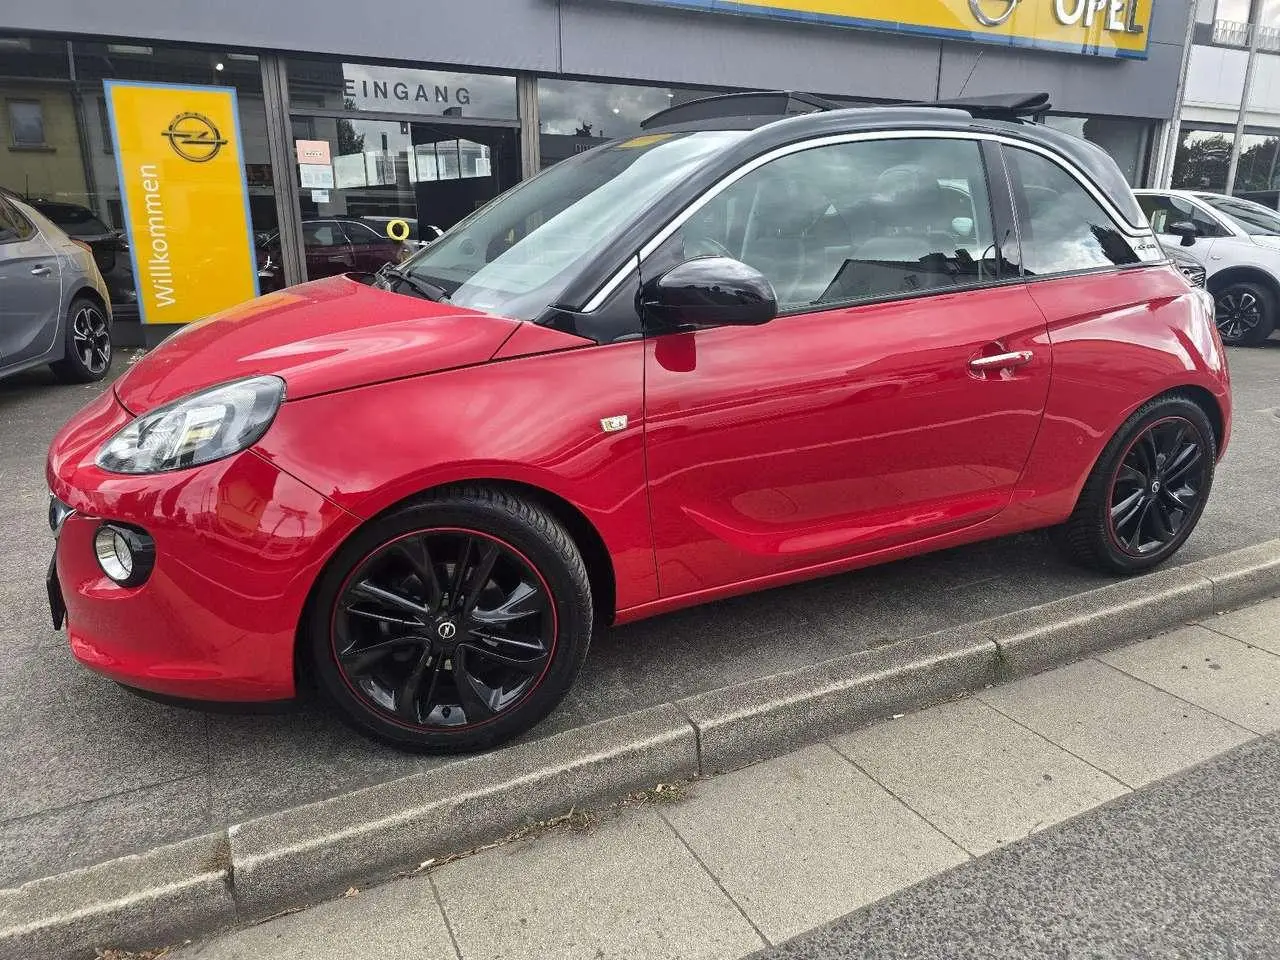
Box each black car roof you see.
[639,91,1145,229]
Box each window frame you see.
[6,98,47,149]
[599,129,1158,328]
[0,198,37,243]
[1001,143,1153,282]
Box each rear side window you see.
[666,137,1002,311]
[0,199,35,243]
[1005,147,1139,277]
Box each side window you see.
[1005,147,1139,276]
[0,199,35,244]
[1137,194,1227,238]
[302,221,344,247]
[342,222,386,246]
[666,138,1001,312]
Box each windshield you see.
[35,203,110,237]
[393,130,746,319]
[1199,195,1280,236]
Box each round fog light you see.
[93,524,155,586]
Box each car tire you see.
[1214,280,1276,346]
[1053,394,1216,576]
[306,486,593,753]
[49,295,112,383]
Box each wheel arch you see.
[292,477,619,695]
[1206,264,1280,302]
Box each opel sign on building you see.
[610,0,1154,58]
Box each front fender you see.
[253,341,657,610]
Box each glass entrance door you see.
[265,116,519,290]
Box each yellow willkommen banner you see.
[612,0,1155,58]
[105,81,259,325]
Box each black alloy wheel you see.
[51,296,112,383]
[1055,395,1216,575]
[308,487,593,753]
[1106,417,1210,559]
[1214,281,1276,347]
[333,529,555,730]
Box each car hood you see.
[1249,234,1280,252]
[114,275,523,413]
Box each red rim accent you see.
[328,526,560,734]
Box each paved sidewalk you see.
[160,595,1280,960]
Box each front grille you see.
[1178,263,1207,289]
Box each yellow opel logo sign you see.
[162,112,228,163]
[969,0,1020,26]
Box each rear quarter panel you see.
[253,339,658,610]
[1004,266,1230,528]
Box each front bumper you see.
[47,389,359,701]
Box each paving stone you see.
[979,658,1252,788]
[662,744,968,942]
[432,808,764,960]
[833,699,1127,855]
[1101,625,1280,734]
[166,870,457,960]
[1199,596,1280,656]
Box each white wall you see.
[1185,42,1280,125]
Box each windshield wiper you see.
[378,264,449,303]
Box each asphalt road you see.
[754,731,1280,960]
[1,342,1278,888]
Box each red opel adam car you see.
[47,93,1230,752]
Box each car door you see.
[0,197,62,368]
[301,220,356,281]
[641,136,1052,597]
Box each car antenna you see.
[952,51,986,101]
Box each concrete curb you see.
[6,537,1280,958]
[228,703,698,919]
[0,833,234,960]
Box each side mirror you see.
[641,256,777,330]
[1168,221,1199,247]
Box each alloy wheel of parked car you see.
[1055,395,1216,574]
[1107,416,1211,559]
[308,487,593,752]
[1214,281,1276,347]
[50,296,112,384]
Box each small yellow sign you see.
[105,81,259,325]
[612,0,1154,59]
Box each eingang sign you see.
[104,81,259,325]
[611,0,1155,59]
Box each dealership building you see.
[1,0,1195,343]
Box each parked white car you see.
[1135,189,1280,347]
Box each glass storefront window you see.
[1171,127,1235,192]
[1042,114,1154,185]
[0,36,274,323]
[1234,133,1280,192]
[278,113,519,289]
[285,58,517,120]
[537,78,718,169]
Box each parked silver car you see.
[0,193,112,383]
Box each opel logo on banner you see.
[162,112,228,163]
[969,0,1020,26]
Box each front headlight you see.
[96,376,285,474]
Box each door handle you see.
[969,350,1034,372]
[30,265,52,277]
